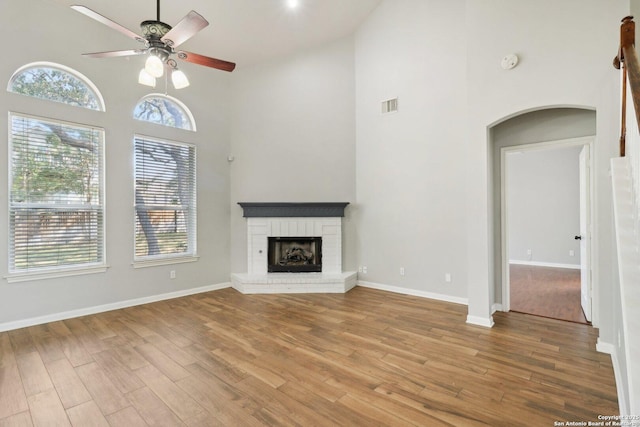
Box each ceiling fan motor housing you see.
[141,21,172,40]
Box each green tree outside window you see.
[8,63,104,111]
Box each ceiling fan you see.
[71,0,236,89]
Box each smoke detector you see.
[501,54,519,70]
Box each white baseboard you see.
[509,260,580,269]
[466,315,495,328]
[356,280,468,306]
[596,339,627,415]
[492,303,503,314]
[1,280,467,332]
[0,282,231,333]
[595,339,615,355]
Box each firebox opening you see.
[268,237,322,273]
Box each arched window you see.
[7,62,105,111]
[133,94,196,131]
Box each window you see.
[8,62,105,111]
[8,113,105,274]
[134,136,196,262]
[133,94,195,131]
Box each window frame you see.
[132,134,198,268]
[6,112,107,282]
[7,62,106,112]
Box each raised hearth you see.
[232,272,357,294]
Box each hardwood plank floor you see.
[510,264,588,324]
[0,287,618,425]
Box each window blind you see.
[134,136,196,260]
[9,113,105,272]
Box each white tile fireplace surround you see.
[232,202,357,294]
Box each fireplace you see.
[232,202,356,294]
[268,237,322,273]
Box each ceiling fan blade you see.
[177,51,236,72]
[82,49,148,58]
[161,11,209,47]
[71,5,143,42]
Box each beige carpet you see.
[509,264,588,324]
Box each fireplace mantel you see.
[238,202,349,218]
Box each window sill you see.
[4,264,109,283]
[132,256,199,269]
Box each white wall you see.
[354,0,469,301]
[229,38,357,274]
[506,146,582,266]
[353,0,625,324]
[0,0,233,327]
[465,0,627,326]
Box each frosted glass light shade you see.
[171,69,190,89]
[145,54,164,78]
[138,69,156,87]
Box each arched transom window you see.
[133,94,196,131]
[7,62,104,111]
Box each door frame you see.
[500,136,595,323]
[579,145,592,322]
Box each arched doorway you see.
[490,107,595,323]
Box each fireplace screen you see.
[268,237,322,273]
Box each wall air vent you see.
[381,97,398,114]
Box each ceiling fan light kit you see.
[71,0,235,90]
[145,53,165,78]
[138,69,156,87]
[171,69,190,90]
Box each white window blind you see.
[9,113,105,272]
[134,136,196,260]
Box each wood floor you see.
[0,287,618,426]
[510,264,588,324]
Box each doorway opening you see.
[501,137,593,325]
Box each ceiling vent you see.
[381,98,398,114]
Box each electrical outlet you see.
[362,266,368,274]
[445,273,452,283]
[400,267,405,276]
[358,266,363,273]
[170,270,176,279]
[569,250,575,257]
[526,249,532,255]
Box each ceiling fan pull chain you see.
[164,71,168,96]
[157,0,160,21]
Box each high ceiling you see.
[47,0,383,69]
